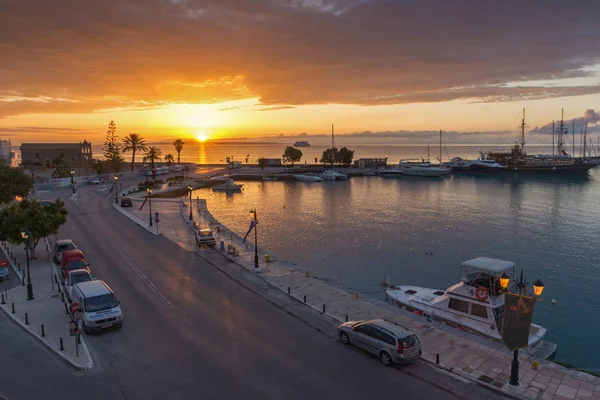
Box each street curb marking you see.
[112,202,160,236]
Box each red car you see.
[61,249,91,279]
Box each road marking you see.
[96,225,174,309]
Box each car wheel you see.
[379,351,392,366]
[340,331,350,345]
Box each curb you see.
[112,202,160,236]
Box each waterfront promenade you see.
[119,192,600,400]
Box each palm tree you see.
[122,133,148,171]
[164,154,175,165]
[143,146,163,171]
[172,139,185,164]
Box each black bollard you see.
[322,304,326,313]
[64,303,69,314]
[11,302,15,314]
[21,273,25,286]
[303,295,306,303]
[41,324,46,337]
[60,338,64,351]
[25,313,29,325]
[1,294,4,304]
[77,334,81,344]
[61,292,65,303]
[436,353,439,364]
[17,262,21,271]
[345,314,348,322]
[54,275,59,285]
[287,287,290,294]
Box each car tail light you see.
[397,340,403,354]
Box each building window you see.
[471,304,488,319]
[448,298,469,313]
[35,153,40,159]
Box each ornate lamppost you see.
[147,188,153,227]
[188,185,193,221]
[114,175,119,204]
[249,209,259,269]
[498,271,545,388]
[70,170,76,194]
[20,229,34,300]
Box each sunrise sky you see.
[1,0,600,145]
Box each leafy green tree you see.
[320,148,338,165]
[0,159,34,204]
[164,154,175,165]
[103,120,124,172]
[282,146,302,166]
[336,147,355,165]
[172,139,185,164]
[143,146,163,171]
[0,199,67,258]
[51,166,72,178]
[258,157,266,170]
[91,159,105,175]
[122,132,148,171]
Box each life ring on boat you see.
[475,287,489,302]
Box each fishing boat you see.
[212,178,243,191]
[294,173,323,182]
[398,160,450,177]
[486,109,597,174]
[383,257,557,359]
[293,141,311,147]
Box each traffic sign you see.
[70,302,79,315]
[0,260,7,268]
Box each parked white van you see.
[71,280,123,333]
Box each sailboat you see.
[486,109,596,174]
[321,124,348,181]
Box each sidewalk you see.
[0,240,93,370]
[120,197,600,400]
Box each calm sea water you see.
[195,170,600,369]
[91,141,595,165]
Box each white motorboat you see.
[377,168,403,178]
[444,155,507,173]
[293,141,311,147]
[397,160,450,177]
[384,257,557,359]
[321,169,348,181]
[294,173,323,182]
[212,178,243,191]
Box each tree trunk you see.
[29,238,39,259]
[177,151,181,164]
[131,149,136,171]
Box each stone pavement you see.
[0,240,93,370]
[120,196,600,400]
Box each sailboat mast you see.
[583,123,587,158]
[552,121,555,155]
[520,108,526,149]
[439,130,442,162]
[558,109,565,154]
[572,121,575,156]
[331,124,335,168]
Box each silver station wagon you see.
[338,318,422,366]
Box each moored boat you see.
[212,178,243,191]
[384,257,557,359]
[444,156,507,173]
[294,173,323,182]
[293,141,311,147]
[398,160,450,177]
[321,169,348,180]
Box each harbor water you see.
[197,170,600,369]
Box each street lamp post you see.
[249,209,259,269]
[114,176,119,204]
[188,185,193,221]
[20,229,33,300]
[70,171,76,194]
[148,188,153,227]
[498,271,545,387]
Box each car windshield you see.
[84,294,118,312]
[59,243,75,251]
[71,274,92,285]
[199,231,213,237]
[67,260,87,270]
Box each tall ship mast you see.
[486,109,596,174]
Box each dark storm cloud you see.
[1,0,600,117]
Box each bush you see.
[33,161,43,167]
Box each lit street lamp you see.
[188,185,193,220]
[20,229,34,300]
[498,270,545,388]
[249,209,259,269]
[147,188,153,227]
[114,176,119,204]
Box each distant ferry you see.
[293,141,311,147]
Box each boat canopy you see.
[461,257,514,274]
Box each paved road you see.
[2,183,505,400]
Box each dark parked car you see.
[120,197,133,207]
